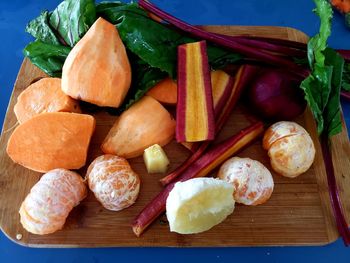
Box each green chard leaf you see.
[307,0,332,69]
[342,63,350,91]
[323,48,343,136]
[49,0,96,47]
[26,11,60,45]
[301,0,343,136]
[23,41,71,77]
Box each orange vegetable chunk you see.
[101,96,176,159]
[7,112,95,172]
[147,77,178,105]
[62,17,131,107]
[176,41,215,142]
[14,78,80,124]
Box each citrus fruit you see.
[86,154,140,211]
[218,157,274,205]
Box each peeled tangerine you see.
[86,155,140,211]
[166,178,235,234]
[62,17,131,107]
[19,169,87,235]
[14,78,80,124]
[263,121,315,178]
[218,157,274,205]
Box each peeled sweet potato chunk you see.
[7,112,95,173]
[146,78,177,105]
[14,78,80,124]
[101,96,176,159]
[62,17,131,107]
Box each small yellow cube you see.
[143,144,170,173]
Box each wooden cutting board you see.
[1,26,350,247]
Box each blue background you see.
[1,0,350,262]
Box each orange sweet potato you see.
[14,78,80,124]
[101,96,176,158]
[7,112,95,173]
[146,78,177,105]
[62,17,131,107]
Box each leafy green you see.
[23,41,71,77]
[207,45,243,70]
[323,48,343,136]
[49,0,96,47]
[26,11,61,45]
[342,63,350,91]
[23,0,97,76]
[306,0,332,70]
[300,0,343,136]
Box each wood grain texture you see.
[0,26,349,247]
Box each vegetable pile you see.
[11,0,350,244]
[24,0,350,137]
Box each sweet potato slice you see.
[146,78,177,105]
[101,96,176,159]
[14,78,81,124]
[62,17,131,107]
[7,112,95,173]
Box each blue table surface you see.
[1,0,350,262]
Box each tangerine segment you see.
[268,133,315,178]
[86,154,140,211]
[262,121,308,150]
[19,169,87,235]
[218,157,274,205]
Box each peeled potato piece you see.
[166,178,235,234]
[19,169,87,235]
